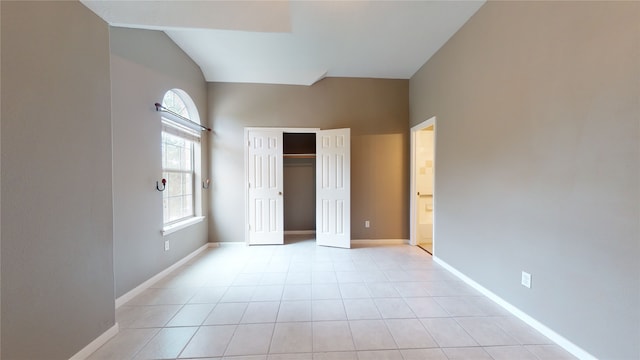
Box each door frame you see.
[409,117,436,250]
[244,127,319,245]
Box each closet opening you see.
[283,133,316,244]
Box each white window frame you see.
[160,89,205,235]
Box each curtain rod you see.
[154,103,211,132]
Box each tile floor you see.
[88,237,576,360]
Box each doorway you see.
[410,117,435,254]
[245,127,351,248]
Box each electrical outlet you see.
[164,240,170,251]
[521,271,532,288]
[365,220,370,228]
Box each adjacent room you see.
[1,1,638,360]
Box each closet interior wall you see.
[283,133,316,233]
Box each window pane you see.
[184,173,193,196]
[167,172,183,196]
[184,196,193,217]
[166,144,182,169]
[168,197,182,222]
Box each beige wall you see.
[110,27,209,297]
[208,78,409,242]
[410,2,639,358]
[1,2,115,358]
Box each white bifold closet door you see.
[316,128,351,248]
[247,130,284,245]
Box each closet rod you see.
[154,103,211,132]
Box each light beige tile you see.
[394,282,430,298]
[383,270,410,282]
[126,288,198,305]
[339,283,371,299]
[433,297,485,317]
[203,302,248,325]
[404,297,448,317]
[312,284,342,299]
[240,301,280,323]
[349,320,396,350]
[358,271,388,283]
[366,283,400,298]
[282,284,312,300]
[167,304,215,327]
[491,316,554,345]
[286,272,312,284]
[373,298,415,319]
[399,348,448,360]
[336,271,364,283]
[313,271,338,284]
[343,299,381,320]
[233,273,264,286]
[455,317,519,346]
[312,299,347,320]
[268,354,312,360]
[277,300,312,322]
[442,347,492,359]
[269,322,313,353]
[356,350,403,360]
[179,325,236,358]
[251,285,284,301]
[420,318,478,347]
[189,286,228,304]
[260,272,288,285]
[223,356,267,360]
[133,327,197,359]
[524,345,577,359]
[221,286,256,302]
[333,262,357,272]
[117,305,182,328]
[313,351,357,360]
[225,323,274,356]
[466,297,511,316]
[313,321,355,352]
[385,318,438,348]
[483,346,538,360]
[87,328,159,360]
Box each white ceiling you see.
[81,0,485,86]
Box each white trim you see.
[351,239,409,245]
[285,230,316,235]
[115,242,213,308]
[210,241,246,247]
[410,117,436,249]
[68,323,119,360]
[433,256,597,360]
[162,216,205,236]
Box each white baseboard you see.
[284,230,316,235]
[115,242,214,308]
[351,239,409,245]
[433,256,596,360]
[211,241,246,246]
[69,323,119,360]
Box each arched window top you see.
[161,89,200,124]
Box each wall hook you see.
[156,178,167,191]
[202,178,210,190]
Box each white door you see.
[316,128,351,248]
[247,130,284,245]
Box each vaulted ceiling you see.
[81,0,485,85]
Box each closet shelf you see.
[284,153,316,159]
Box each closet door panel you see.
[316,128,351,248]
[247,130,284,245]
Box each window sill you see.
[162,216,205,236]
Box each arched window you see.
[161,89,201,226]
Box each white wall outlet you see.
[164,240,170,251]
[521,271,532,288]
[365,220,370,228]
